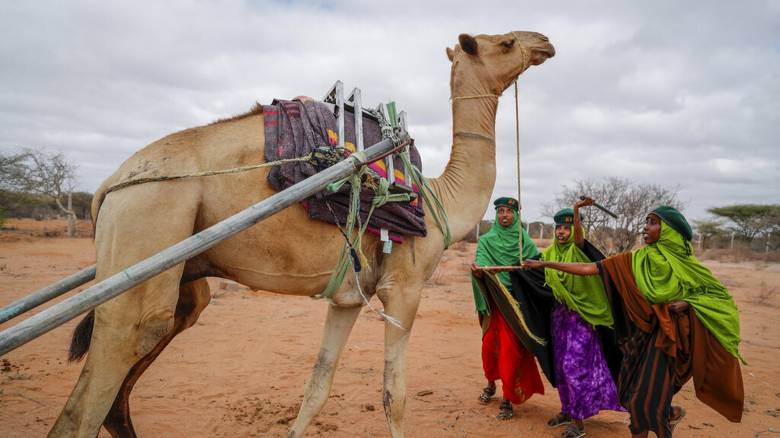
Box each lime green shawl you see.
[471,210,539,314]
[542,228,614,328]
[632,222,743,361]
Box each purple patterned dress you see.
[551,302,624,420]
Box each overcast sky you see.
[1,0,778,223]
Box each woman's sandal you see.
[478,386,496,404]
[560,425,586,438]
[547,412,572,428]
[670,406,686,432]
[496,400,514,420]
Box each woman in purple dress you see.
[542,198,623,438]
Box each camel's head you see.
[446,31,555,95]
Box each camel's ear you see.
[458,34,478,55]
[446,47,455,61]
[499,36,516,50]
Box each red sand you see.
[1,219,779,437]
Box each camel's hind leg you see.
[288,303,361,438]
[103,278,211,438]
[48,268,185,438]
[49,184,200,438]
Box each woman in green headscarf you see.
[542,199,623,438]
[470,197,545,420]
[523,205,744,438]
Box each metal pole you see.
[766,233,770,254]
[67,191,75,238]
[398,111,410,183]
[730,232,735,250]
[349,88,363,151]
[0,137,406,356]
[384,103,397,184]
[0,265,97,325]
[335,82,344,149]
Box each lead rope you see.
[514,80,523,264]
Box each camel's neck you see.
[429,76,499,242]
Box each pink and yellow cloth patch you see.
[326,128,419,207]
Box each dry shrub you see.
[0,218,94,238]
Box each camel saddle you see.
[263,98,427,241]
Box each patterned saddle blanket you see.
[263,97,426,240]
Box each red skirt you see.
[481,306,545,404]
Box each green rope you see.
[316,151,452,299]
[317,168,371,299]
[316,159,419,299]
[310,101,444,299]
[371,177,414,207]
[399,152,451,248]
[325,176,352,194]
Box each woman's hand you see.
[521,259,545,270]
[575,196,595,209]
[470,263,483,278]
[669,300,690,313]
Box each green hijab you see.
[632,221,743,361]
[471,210,539,314]
[542,226,614,328]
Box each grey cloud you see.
[1,0,777,225]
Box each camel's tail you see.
[68,310,94,362]
[72,169,111,360]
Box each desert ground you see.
[1,219,779,437]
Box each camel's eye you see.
[501,39,515,49]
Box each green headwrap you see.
[652,205,693,241]
[471,209,540,314]
[542,226,614,328]
[632,221,743,361]
[553,208,584,225]
[494,197,520,211]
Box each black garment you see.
[505,242,622,387]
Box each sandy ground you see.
[1,219,779,437]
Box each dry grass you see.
[1,218,93,238]
[699,248,780,263]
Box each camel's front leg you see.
[379,284,422,438]
[288,303,361,438]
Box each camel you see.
[49,31,555,437]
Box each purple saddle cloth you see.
[263,98,426,240]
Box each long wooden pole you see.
[479,266,524,273]
[0,265,97,325]
[0,138,406,356]
[514,80,523,263]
